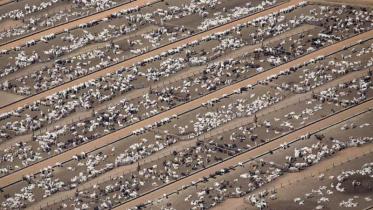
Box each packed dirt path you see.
[0,0,159,50]
[0,0,303,113]
[0,26,371,189]
[113,99,373,210]
[213,143,373,210]
[0,0,12,6]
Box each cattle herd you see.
[0,0,372,209]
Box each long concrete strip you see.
[0,0,302,114]
[0,24,371,188]
[113,99,373,210]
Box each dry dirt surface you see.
[310,0,373,7]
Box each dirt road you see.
[0,0,12,6]
[113,99,373,209]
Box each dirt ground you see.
[310,0,373,7]
[0,91,24,107]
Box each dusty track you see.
[113,99,373,210]
[0,0,13,6]
[0,0,301,113]
[0,24,372,189]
